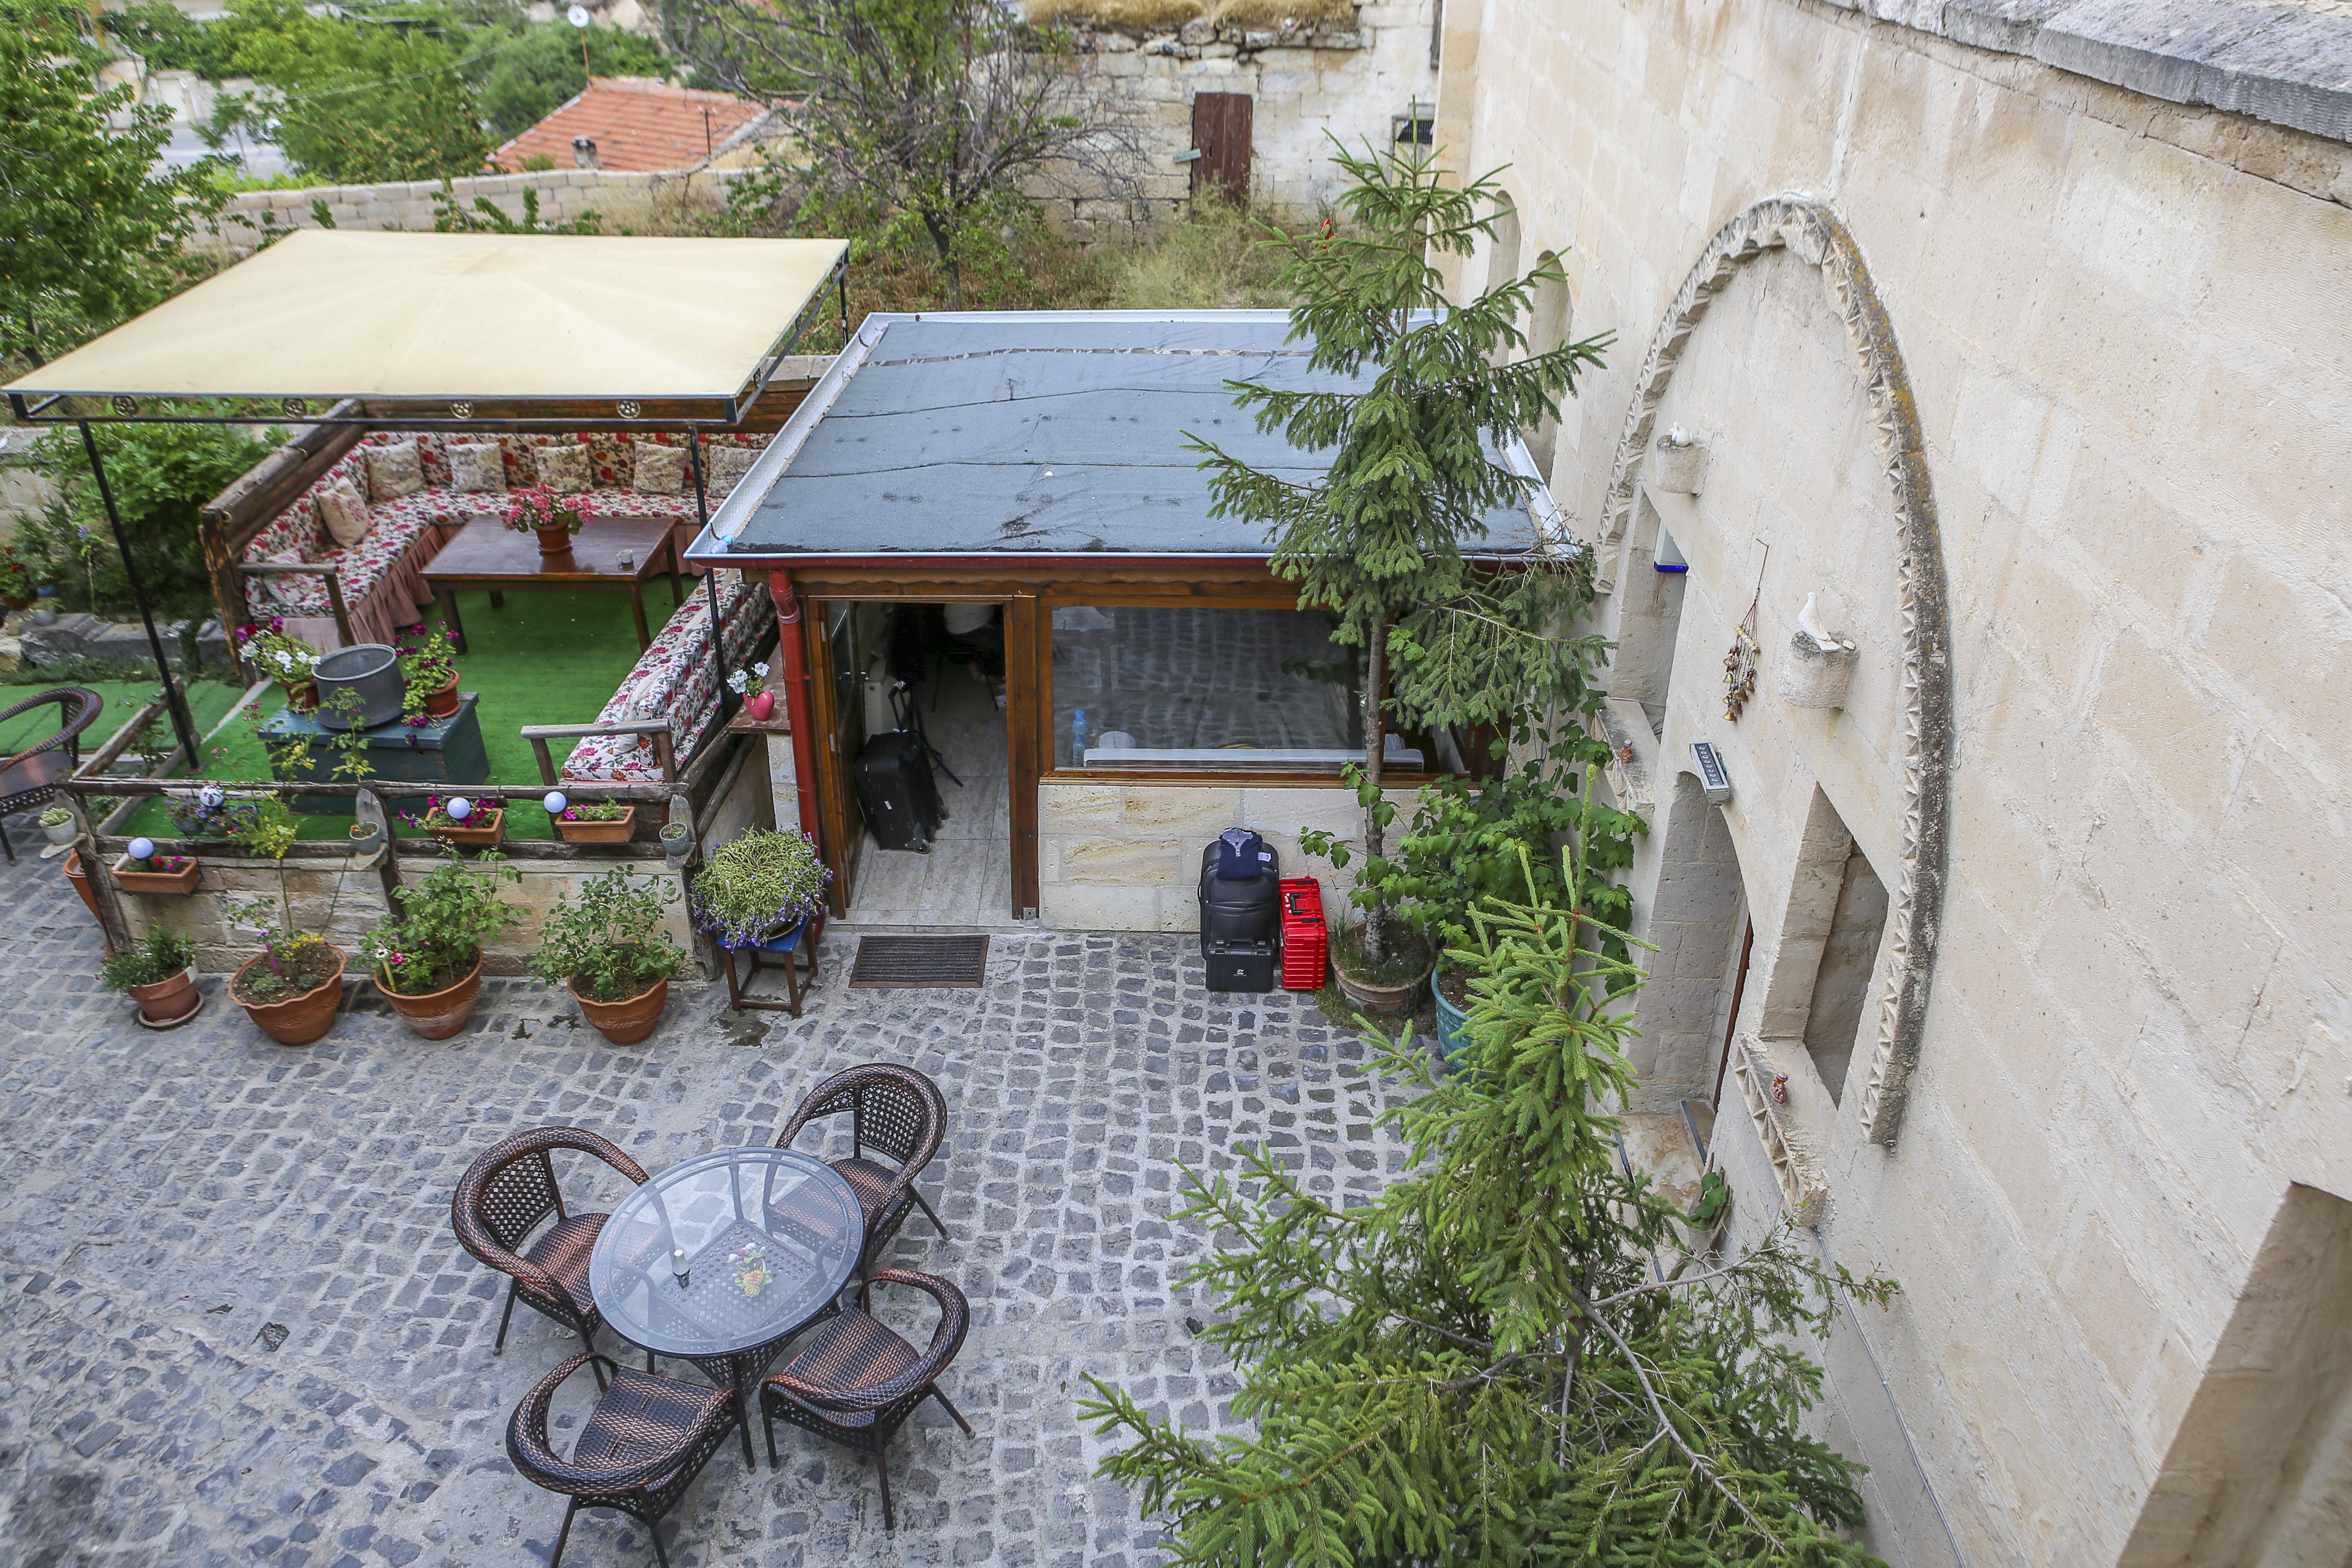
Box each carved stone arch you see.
[1596,193,1952,1148]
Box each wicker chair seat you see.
[572,1366,735,1494]
[768,1310,923,1428]
[521,1213,609,1317]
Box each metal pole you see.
[78,420,200,763]
[687,432,735,717]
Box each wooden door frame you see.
[802,596,862,918]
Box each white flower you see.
[726,670,749,695]
[752,662,770,679]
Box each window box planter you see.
[113,854,200,895]
[429,807,503,847]
[554,805,636,844]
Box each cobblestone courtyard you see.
[0,825,1415,1568]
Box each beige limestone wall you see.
[1440,0,2352,1562]
[1036,780,1415,931]
[190,167,752,257]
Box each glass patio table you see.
[588,1148,865,1426]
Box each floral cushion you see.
[364,441,426,501]
[705,444,760,499]
[319,479,371,548]
[535,443,592,493]
[633,443,687,496]
[449,443,506,493]
[250,512,433,616]
[564,570,775,782]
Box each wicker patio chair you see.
[758,1269,973,1529]
[508,1351,747,1568]
[453,1127,649,1387]
[0,687,102,863]
[773,1063,952,1275]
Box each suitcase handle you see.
[1285,891,1316,916]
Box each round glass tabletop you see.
[588,1147,865,1360]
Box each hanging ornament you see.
[1723,627,1759,721]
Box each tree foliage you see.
[0,0,225,369]
[475,21,677,140]
[668,0,1139,303]
[1193,143,1614,961]
[1083,819,1899,1565]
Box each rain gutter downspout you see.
[766,572,822,845]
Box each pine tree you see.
[1189,143,1611,967]
[1081,799,1898,1564]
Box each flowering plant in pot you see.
[725,661,777,722]
[100,928,200,1026]
[115,837,201,894]
[0,555,37,611]
[167,784,265,842]
[237,621,322,710]
[500,485,595,554]
[396,623,462,721]
[690,827,829,949]
[361,847,522,1039]
[528,866,686,1046]
[402,793,503,846]
[224,894,346,1045]
[543,790,634,844]
[38,804,76,845]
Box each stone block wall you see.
[1036,780,1415,931]
[190,167,753,257]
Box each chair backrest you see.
[0,687,104,771]
[776,1063,946,1171]
[453,1126,647,1263]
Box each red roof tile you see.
[490,77,769,174]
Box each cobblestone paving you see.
[0,823,1417,1568]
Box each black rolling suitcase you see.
[854,730,943,851]
[1200,833,1280,992]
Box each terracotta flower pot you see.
[534,523,576,555]
[126,966,201,1026]
[113,854,200,894]
[282,680,318,714]
[428,807,503,846]
[570,974,669,1047]
[233,946,347,1046]
[376,956,482,1040]
[1333,959,1430,1017]
[419,674,461,719]
[2,593,32,612]
[554,805,635,843]
[62,851,101,924]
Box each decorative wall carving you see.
[1597,194,1953,1148]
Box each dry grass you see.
[1109,195,1295,309]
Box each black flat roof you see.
[687,311,1561,563]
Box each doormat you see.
[848,935,990,989]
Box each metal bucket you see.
[312,643,407,730]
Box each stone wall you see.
[1435,0,2352,1562]
[1037,780,1415,930]
[190,167,753,257]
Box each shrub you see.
[98,928,194,991]
[690,827,829,947]
[363,848,523,995]
[530,866,686,1001]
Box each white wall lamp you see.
[1691,741,1733,805]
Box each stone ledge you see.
[1823,0,2352,146]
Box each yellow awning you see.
[5,230,845,414]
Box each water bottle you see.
[1071,708,1089,768]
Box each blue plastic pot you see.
[1433,968,1471,1070]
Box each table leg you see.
[629,581,652,651]
[436,587,468,654]
[488,590,505,610]
[666,534,683,609]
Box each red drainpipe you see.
[767,571,823,846]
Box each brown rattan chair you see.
[758,1268,973,1529]
[0,686,102,863]
[773,1063,952,1275]
[453,1127,649,1386]
[508,1351,747,1568]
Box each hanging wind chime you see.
[1723,545,1766,722]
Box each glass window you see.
[1052,605,1430,772]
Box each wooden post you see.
[68,794,132,951]
[355,787,400,911]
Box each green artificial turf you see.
[118,584,687,842]
[0,680,247,763]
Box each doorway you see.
[809,599,1015,926]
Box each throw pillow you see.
[363,440,426,501]
[705,443,760,498]
[449,442,507,493]
[535,443,592,493]
[319,478,371,548]
[632,442,687,496]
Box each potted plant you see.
[114,836,200,894]
[237,621,323,712]
[404,793,503,846]
[726,661,778,723]
[691,827,830,952]
[224,895,347,1045]
[544,790,634,844]
[167,784,265,842]
[348,818,386,856]
[100,928,201,1026]
[529,866,686,1046]
[397,623,462,721]
[38,805,76,846]
[659,821,692,867]
[501,484,596,555]
[361,848,522,1038]
[0,556,37,612]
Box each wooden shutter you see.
[1191,93,1253,202]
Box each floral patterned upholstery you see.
[562,570,775,784]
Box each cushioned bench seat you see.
[561,569,776,783]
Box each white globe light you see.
[543,791,569,815]
[446,797,473,821]
[128,837,156,860]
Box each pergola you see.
[3,230,848,761]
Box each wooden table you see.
[422,517,682,653]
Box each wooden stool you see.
[723,917,822,1016]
